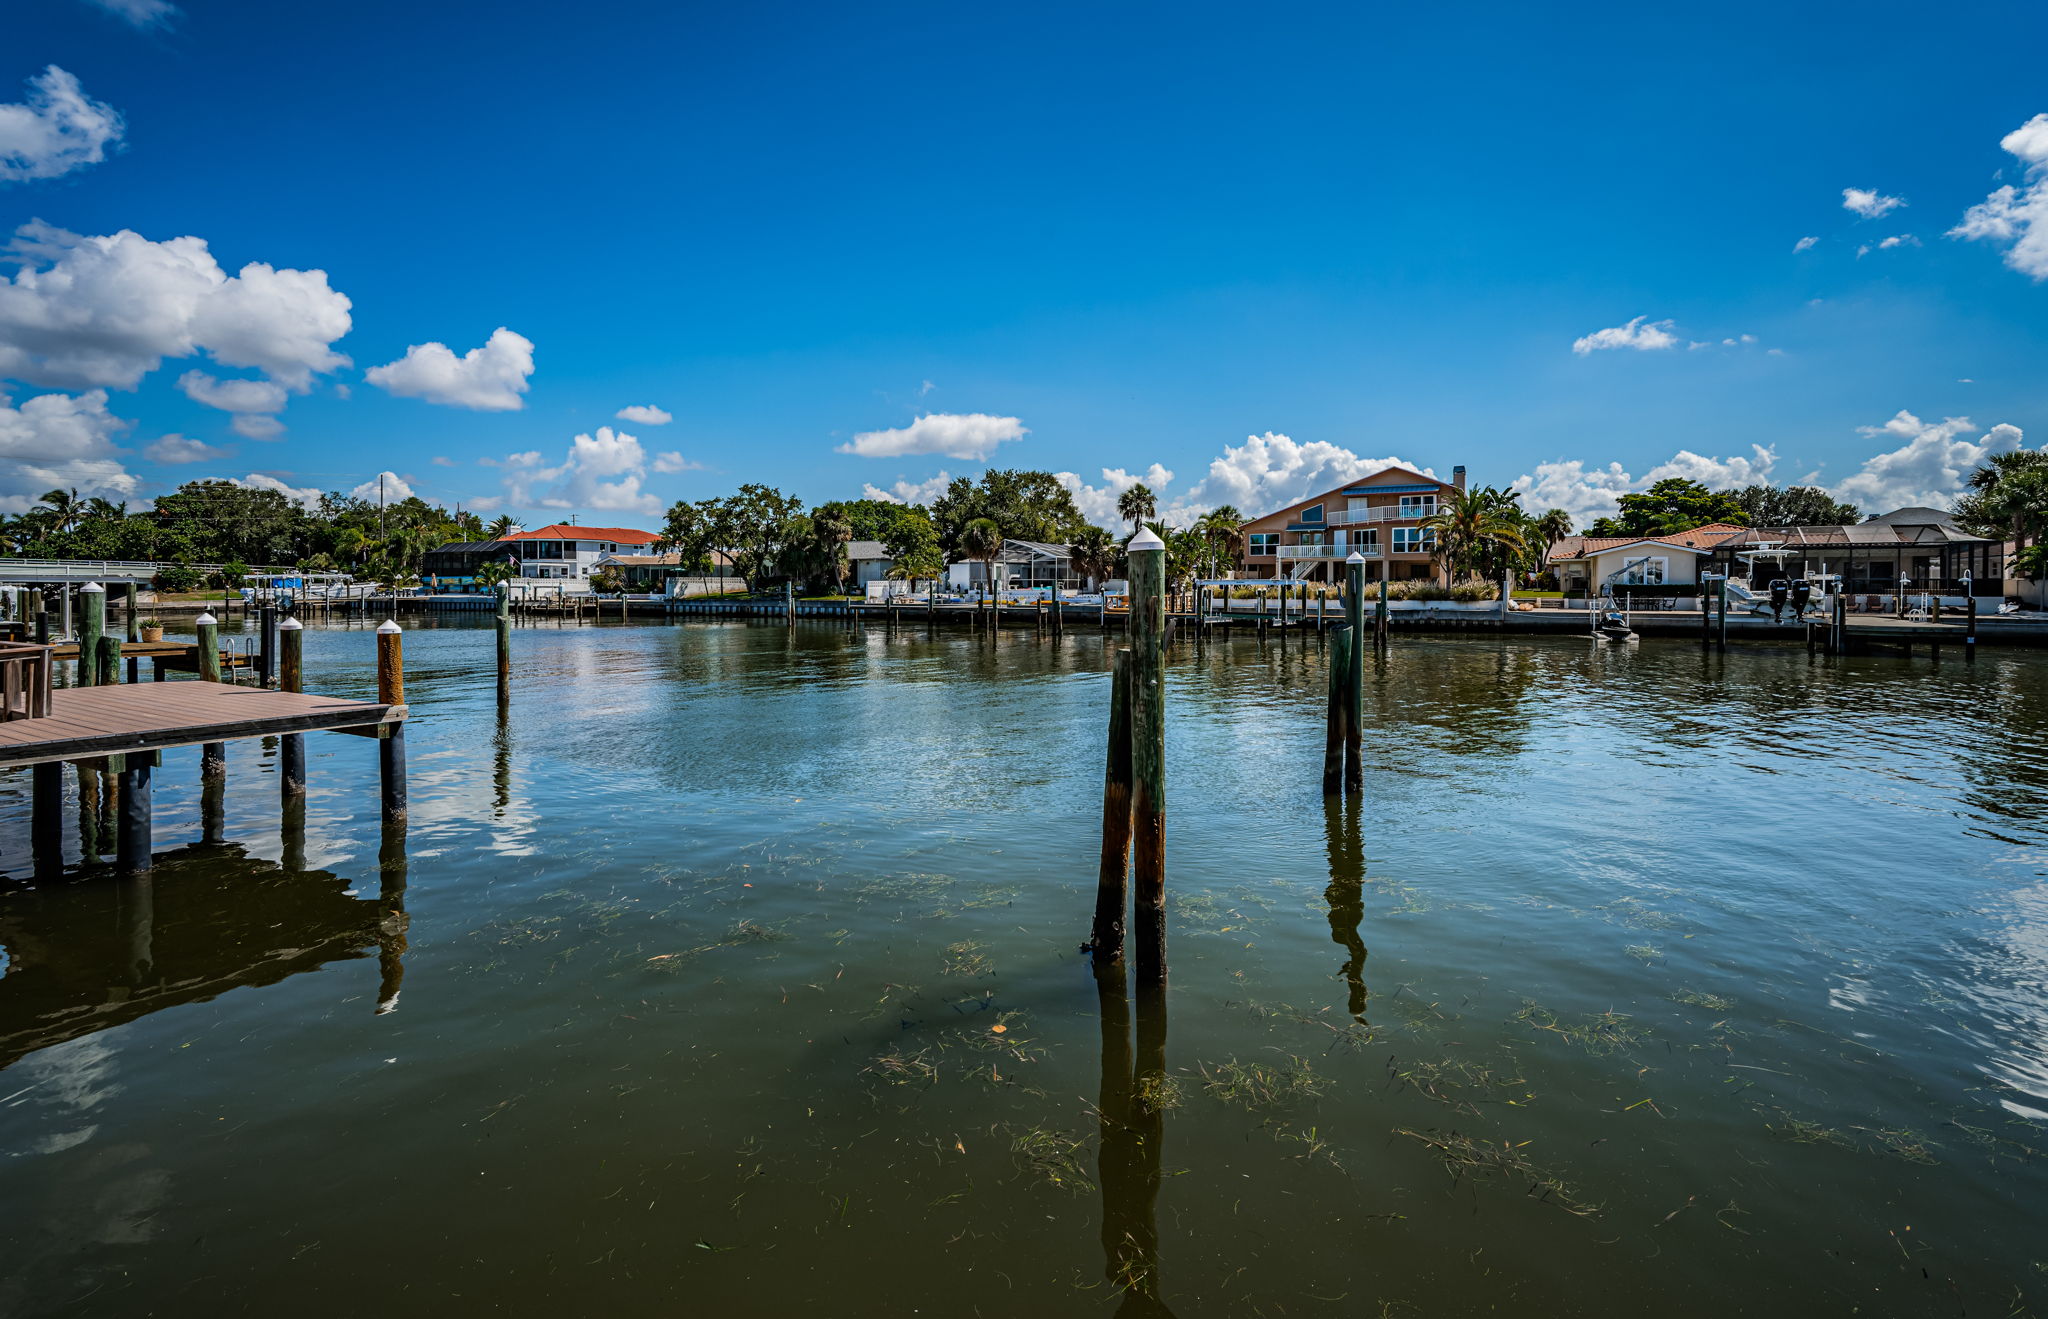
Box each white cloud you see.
[1842,187,1905,219]
[179,368,291,438]
[0,387,137,512]
[230,413,284,440]
[1877,234,1920,249]
[1793,235,1819,253]
[838,412,1027,460]
[1173,433,1435,522]
[1511,445,1777,528]
[1950,113,2048,279]
[350,470,414,503]
[1832,410,2026,510]
[1571,316,1678,355]
[861,471,955,506]
[1054,464,1176,526]
[431,455,455,466]
[83,0,178,29]
[144,433,228,464]
[615,404,671,425]
[366,327,533,411]
[0,222,352,402]
[651,450,702,474]
[918,379,936,396]
[0,67,123,184]
[234,472,321,511]
[487,426,663,517]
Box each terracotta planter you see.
[140,626,164,642]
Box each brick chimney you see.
[1452,465,1467,492]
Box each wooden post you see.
[1701,577,1713,647]
[1127,527,1168,988]
[1322,623,1352,795]
[32,761,64,877]
[1091,648,1134,961]
[495,584,512,699]
[1343,554,1365,794]
[125,582,140,684]
[785,580,795,626]
[78,582,105,686]
[280,618,306,797]
[377,619,407,820]
[1716,576,1728,653]
[1377,577,1389,648]
[1051,582,1063,637]
[117,753,154,873]
[96,634,121,686]
[256,603,275,686]
[195,611,227,779]
[1966,593,1978,663]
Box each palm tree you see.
[35,488,83,534]
[1421,487,1526,586]
[811,505,854,595]
[486,514,522,540]
[1068,525,1117,591]
[1195,505,1247,578]
[1536,508,1573,552]
[961,517,1004,618]
[1117,484,1156,535]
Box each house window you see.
[1618,557,1668,585]
[1398,495,1437,517]
[1359,528,1378,548]
[1392,527,1436,553]
[1248,533,1278,556]
[529,540,563,560]
[1299,531,1325,547]
[1299,504,1324,524]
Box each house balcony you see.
[1318,506,1437,526]
[1277,544,1385,560]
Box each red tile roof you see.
[507,524,659,544]
[1548,523,1747,561]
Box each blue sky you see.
[4,0,2047,529]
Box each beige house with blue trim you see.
[1237,464,1466,581]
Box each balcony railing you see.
[1277,544,1383,559]
[1314,505,1437,527]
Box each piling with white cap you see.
[279,617,306,796]
[193,611,227,779]
[78,582,105,686]
[376,621,406,819]
[1125,523,1168,988]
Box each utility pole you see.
[379,472,387,541]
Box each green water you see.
[3,619,2046,1316]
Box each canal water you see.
[3,618,2046,1316]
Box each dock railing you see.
[0,642,53,721]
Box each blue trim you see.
[1344,484,1439,494]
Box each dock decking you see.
[0,681,405,769]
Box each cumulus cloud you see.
[366,327,533,411]
[1571,316,1678,355]
[651,450,702,474]
[0,67,123,184]
[1793,235,1819,253]
[144,433,228,464]
[234,472,321,511]
[0,222,352,406]
[0,387,136,512]
[1843,187,1905,219]
[1510,446,1777,527]
[1171,433,1434,522]
[1054,464,1177,526]
[231,413,283,440]
[616,404,671,425]
[177,370,287,415]
[349,470,414,503]
[838,412,1027,460]
[861,471,956,506]
[83,0,179,29]
[487,426,664,517]
[1950,113,2048,279]
[1833,410,2026,510]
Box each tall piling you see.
[495,584,512,699]
[96,635,121,686]
[1376,577,1389,648]
[1343,554,1366,794]
[125,583,140,683]
[1966,593,1978,663]
[117,752,154,873]
[1322,623,1352,796]
[1716,576,1729,653]
[280,618,306,797]
[195,611,227,780]
[377,620,408,820]
[1091,648,1134,961]
[78,582,105,686]
[1127,527,1168,988]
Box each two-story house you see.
[506,524,661,585]
[1239,464,1466,582]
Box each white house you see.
[1546,524,1748,596]
[506,524,661,586]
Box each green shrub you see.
[153,564,202,593]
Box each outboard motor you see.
[1769,579,1789,622]
[1790,579,1812,617]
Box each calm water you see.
[3,618,2047,1316]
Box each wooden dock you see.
[0,681,404,770]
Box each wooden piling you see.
[495,584,512,699]
[195,611,227,779]
[377,620,408,820]
[1716,576,1728,652]
[1127,527,1168,988]
[1051,583,1063,637]
[1343,555,1366,793]
[1376,577,1389,648]
[279,618,306,797]
[1322,623,1352,795]
[96,634,121,686]
[1091,648,1134,961]
[1701,579,1713,647]
[78,582,105,686]
[125,583,140,684]
[1967,594,1978,663]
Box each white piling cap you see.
[377,619,402,634]
[82,581,104,593]
[195,611,217,625]
[1345,552,1367,564]
[1129,526,1165,551]
[279,617,303,631]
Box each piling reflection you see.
[0,842,402,1074]
[1093,960,1175,1317]
[1322,795,1368,1021]
[376,818,409,1014]
[200,773,226,846]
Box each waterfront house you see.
[504,524,660,586]
[421,539,517,592]
[948,539,1074,591]
[1703,508,2003,598]
[847,541,894,588]
[1546,524,1747,596]
[1237,464,1470,582]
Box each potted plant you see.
[140,618,164,642]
